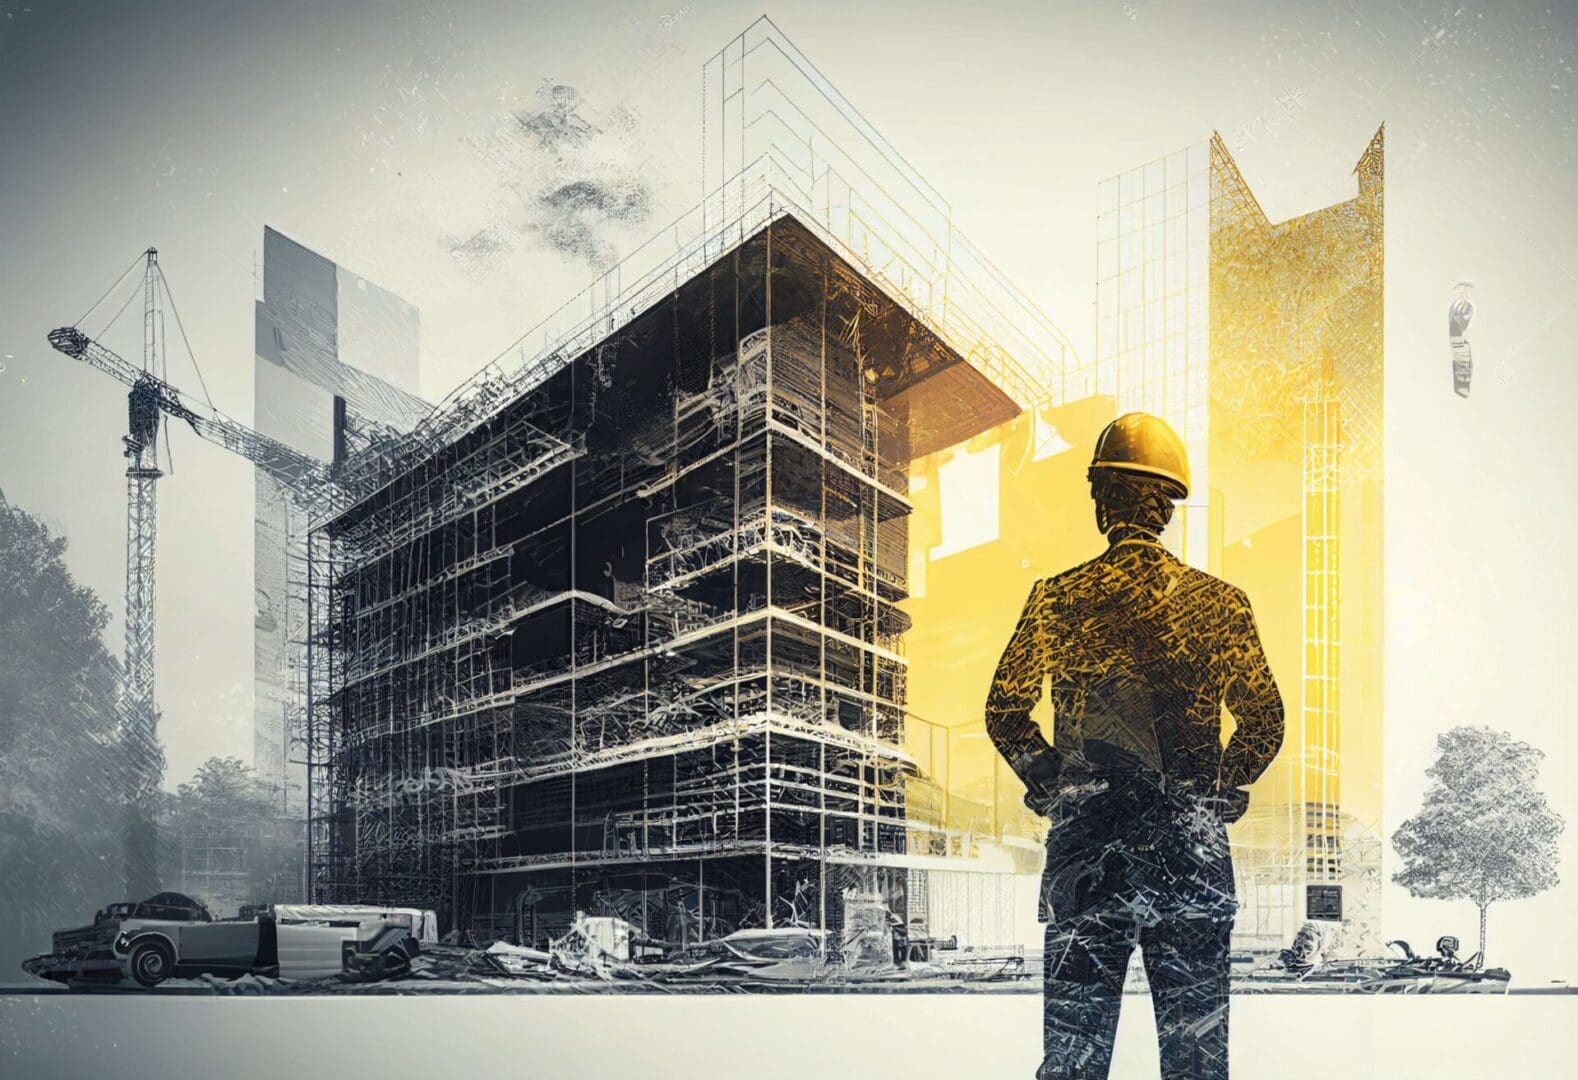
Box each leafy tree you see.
[1392,725,1564,963]
[0,495,127,971]
[176,756,272,818]
[167,756,303,914]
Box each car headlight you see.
[114,932,131,954]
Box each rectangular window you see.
[1032,410,1074,462]
[930,444,1000,559]
[1120,169,1143,206]
[1144,158,1165,196]
[1166,150,1188,188]
[1099,177,1120,215]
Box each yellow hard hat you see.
[1089,412,1190,500]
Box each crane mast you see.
[122,249,164,898]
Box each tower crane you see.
[48,249,335,899]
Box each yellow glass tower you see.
[1092,129,1385,952]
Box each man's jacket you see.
[985,536,1285,921]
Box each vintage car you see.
[23,892,426,988]
[1237,934,1512,994]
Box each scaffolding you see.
[296,18,1089,950]
[307,215,1028,944]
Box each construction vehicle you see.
[22,892,428,988]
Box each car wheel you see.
[129,940,174,987]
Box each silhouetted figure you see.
[986,413,1285,1080]
[1449,280,1475,398]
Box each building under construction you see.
[308,213,1025,944]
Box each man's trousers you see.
[1451,336,1473,397]
[1039,908,1235,1080]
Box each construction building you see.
[307,211,1058,943]
[254,226,428,826]
[1093,130,1386,953]
[303,19,1087,947]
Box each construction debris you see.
[30,897,1031,994]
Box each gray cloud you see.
[448,82,658,273]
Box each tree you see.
[176,757,272,819]
[1391,725,1564,963]
[168,756,303,914]
[0,496,128,972]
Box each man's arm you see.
[1219,590,1285,791]
[986,581,1058,791]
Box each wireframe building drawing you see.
[311,213,1035,940]
[304,19,1084,946]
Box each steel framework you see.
[307,214,1029,946]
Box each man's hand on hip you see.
[1016,748,1063,817]
[1202,785,1251,824]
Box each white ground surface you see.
[2,993,1575,1079]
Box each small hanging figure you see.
[1449,279,1475,398]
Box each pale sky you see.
[2,0,1575,981]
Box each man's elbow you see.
[1267,683,1287,737]
[1244,695,1287,760]
[984,703,1033,753]
[1222,686,1286,784]
[983,707,1014,750]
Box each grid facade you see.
[1095,143,1213,569]
[309,217,1002,945]
[1096,131,1384,952]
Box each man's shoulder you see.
[1041,556,1106,587]
[1035,557,1115,603]
[1179,566,1252,611]
[1036,554,1253,611]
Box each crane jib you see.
[47,322,332,504]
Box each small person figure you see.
[1449,279,1475,398]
